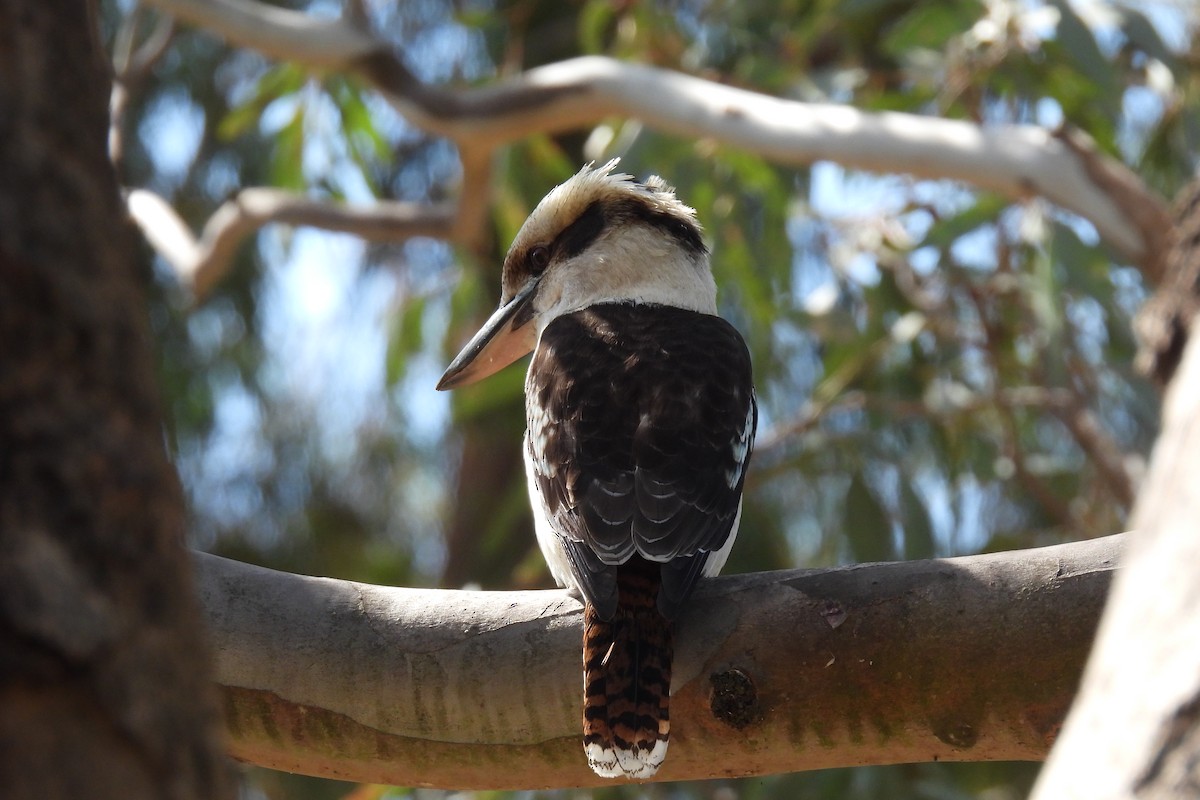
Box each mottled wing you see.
[526,303,756,620]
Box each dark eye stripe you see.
[553,201,608,260]
[610,198,706,257]
[539,193,706,272]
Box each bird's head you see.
[437,160,713,390]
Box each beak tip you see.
[437,282,540,392]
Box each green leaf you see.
[843,471,894,562]
[882,2,980,60]
[1049,0,1119,105]
[385,295,427,387]
[1049,220,1109,301]
[216,62,306,141]
[579,0,617,54]
[269,102,306,190]
[921,194,1008,251]
[1120,8,1179,74]
[328,77,392,193]
[217,95,266,142]
[899,480,936,559]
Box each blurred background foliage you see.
[102,0,1197,797]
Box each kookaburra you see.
[437,160,756,780]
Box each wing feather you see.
[527,303,756,620]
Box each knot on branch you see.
[932,720,978,750]
[710,667,760,730]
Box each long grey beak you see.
[436,279,540,390]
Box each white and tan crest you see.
[517,159,700,245]
[504,159,716,325]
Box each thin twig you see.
[109,8,175,170]
[1053,403,1136,509]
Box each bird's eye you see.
[529,246,551,275]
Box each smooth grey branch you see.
[143,0,1169,272]
[127,188,455,298]
[198,534,1121,789]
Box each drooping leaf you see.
[269,100,306,190]
[843,470,894,562]
[922,194,1008,252]
[899,479,936,559]
[217,62,306,141]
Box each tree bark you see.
[198,535,1120,789]
[1033,193,1200,798]
[0,2,232,798]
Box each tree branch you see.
[138,0,376,67]
[1052,402,1137,509]
[126,188,454,298]
[109,7,175,170]
[141,0,1169,277]
[198,535,1121,789]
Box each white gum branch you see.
[126,188,454,298]
[388,57,1162,268]
[197,534,1121,789]
[139,0,377,67]
[141,0,1170,284]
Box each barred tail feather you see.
[582,563,672,780]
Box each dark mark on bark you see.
[933,721,978,749]
[820,600,847,629]
[352,50,583,121]
[710,668,759,729]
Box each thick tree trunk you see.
[0,2,232,798]
[1031,333,1200,799]
[1033,177,1200,797]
